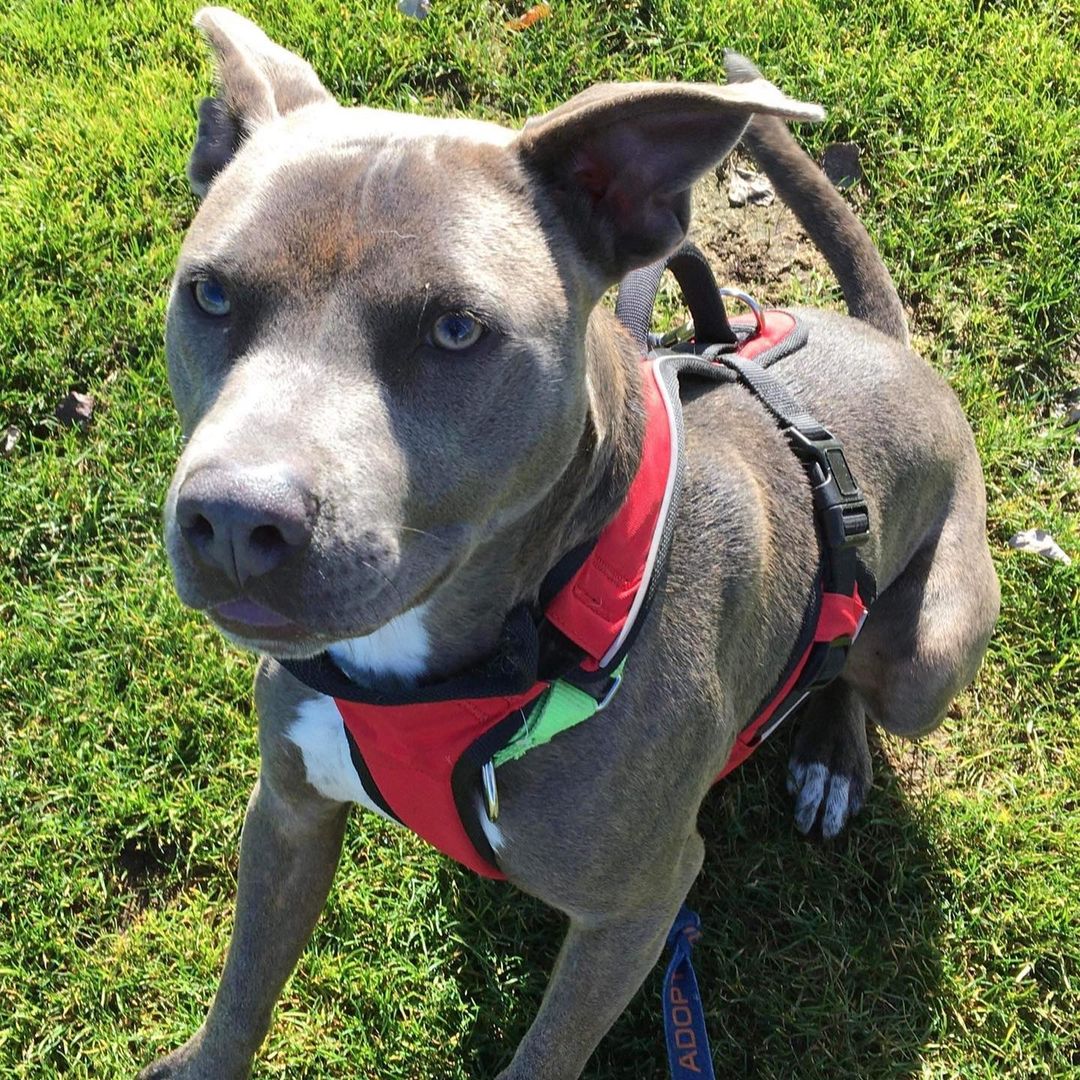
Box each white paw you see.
[786,759,864,839]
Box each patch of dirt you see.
[54,389,95,429]
[687,154,834,304]
[872,720,956,799]
[108,829,217,928]
[116,833,178,887]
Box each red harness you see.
[332,355,677,876]
[283,311,872,879]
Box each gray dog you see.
[143,8,999,1078]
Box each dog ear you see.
[188,7,333,198]
[516,62,823,284]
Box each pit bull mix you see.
[142,8,999,1077]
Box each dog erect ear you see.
[517,63,823,283]
[188,7,333,197]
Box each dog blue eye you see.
[193,277,231,316]
[431,312,483,351]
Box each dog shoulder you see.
[254,659,395,820]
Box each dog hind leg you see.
[788,493,998,837]
[787,681,873,838]
[844,510,999,741]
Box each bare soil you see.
[688,154,834,302]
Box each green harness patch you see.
[492,659,627,768]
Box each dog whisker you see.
[398,524,454,547]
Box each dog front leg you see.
[498,831,705,1080]
[139,776,349,1080]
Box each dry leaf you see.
[728,164,774,208]
[55,391,95,428]
[506,3,551,31]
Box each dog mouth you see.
[209,597,311,648]
[171,511,474,657]
[214,597,296,628]
[204,552,462,658]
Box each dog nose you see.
[176,465,317,585]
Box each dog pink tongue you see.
[214,598,294,628]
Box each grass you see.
[1,0,1078,1076]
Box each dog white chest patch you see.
[286,694,396,820]
[286,605,432,813]
[328,603,431,682]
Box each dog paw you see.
[136,1040,242,1080]
[786,696,872,839]
[786,758,866,838]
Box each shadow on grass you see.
[442,735,945,1080]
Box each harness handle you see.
[616,242,736,353]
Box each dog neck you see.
[329,306,645,685]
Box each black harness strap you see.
[709,352,875,601]
[715,353,832,441]
[616,243,878,751]
[280,605,542,705]
[616,242,736,353]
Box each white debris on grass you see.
[728,163,774,208]
[398,0,430,18]
[1008,528,1072,565]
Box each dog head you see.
[163,7,821,661]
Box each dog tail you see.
[723,53,910,348]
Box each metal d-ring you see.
[718,287,766,339]
[481,759,499,822]
[594,671,623,712]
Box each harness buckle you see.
[480,668,622,824]
[594,670,623,712]
[657,319,696,348]
[785,428,870,549]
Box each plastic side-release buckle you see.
[785,428,870,550]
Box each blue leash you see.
[662,905,715,1079]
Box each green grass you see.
[1,0,1078,1076]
